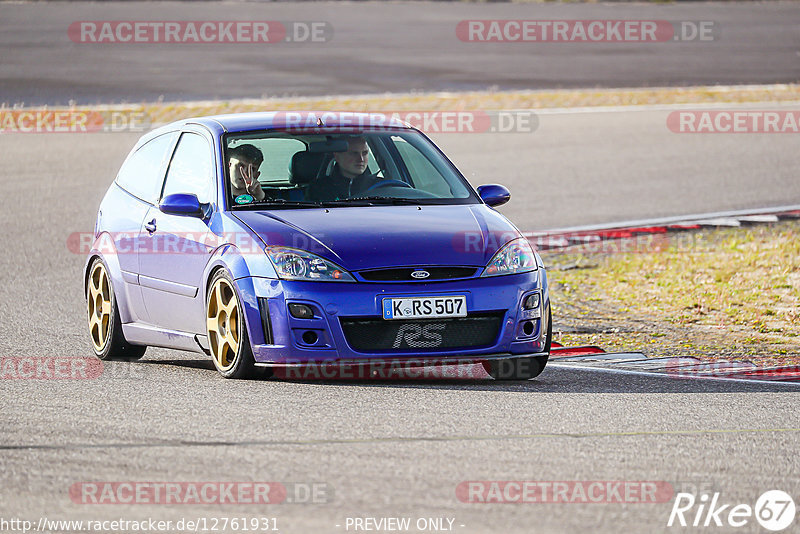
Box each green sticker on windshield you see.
[235,194,254,205]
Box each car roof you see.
[145,111,415,141]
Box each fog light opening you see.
[522,321,534,336]
[302,330,318,345]
[289,303,314,319]
[523,293,540,310]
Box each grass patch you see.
[544,220,800,366]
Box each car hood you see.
[232,204,522,272]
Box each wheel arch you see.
[202,246,271,348]
[84,254,101,295]
[83,235,136,324]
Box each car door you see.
[137,130,216,334]
[107,131,178,323]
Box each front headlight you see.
[481,237,538,277]
[265,247,355,282]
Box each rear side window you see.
[162,133,215,204]
[115,132,177,204]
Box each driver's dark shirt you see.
[307,165,380,201]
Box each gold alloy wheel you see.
[206,277,241,370]
[87,262,112,353]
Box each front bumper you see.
[262,352,550,380]
[236,270,549,365]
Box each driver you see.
[307,136,380,201]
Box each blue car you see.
[85,112,551,380]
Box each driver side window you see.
[162,133,215,204]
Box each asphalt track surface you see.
[2,1,800,532]
[1,105,800,532]
[1,1,799,105]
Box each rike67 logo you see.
[668,490,796,531]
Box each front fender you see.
[202,243,278,298]
[201,245,277,348]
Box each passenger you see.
[228,144,266,202]
[307,136,380,201]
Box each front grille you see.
[340,313,504,352]
[358,267,478,282]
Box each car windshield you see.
[223,129,478,208]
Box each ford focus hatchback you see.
[85,112,551,380]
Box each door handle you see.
[144,219,157,234]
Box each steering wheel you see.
[364,179,413,192]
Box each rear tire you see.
[485,303,551,380]
[86,258,146,361]
[206,270,258,379]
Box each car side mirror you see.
[159,193,203,217]
[477,184,511,207]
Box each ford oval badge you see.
[411,270,430,279]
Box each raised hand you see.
[240,162,264,200]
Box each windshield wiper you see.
[323,196,423,206]
[249,199,320,209]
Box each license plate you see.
[382,295,467,320]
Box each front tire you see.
[86,258,146,361]
[206,270,258,379]
[484,304,551,380]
